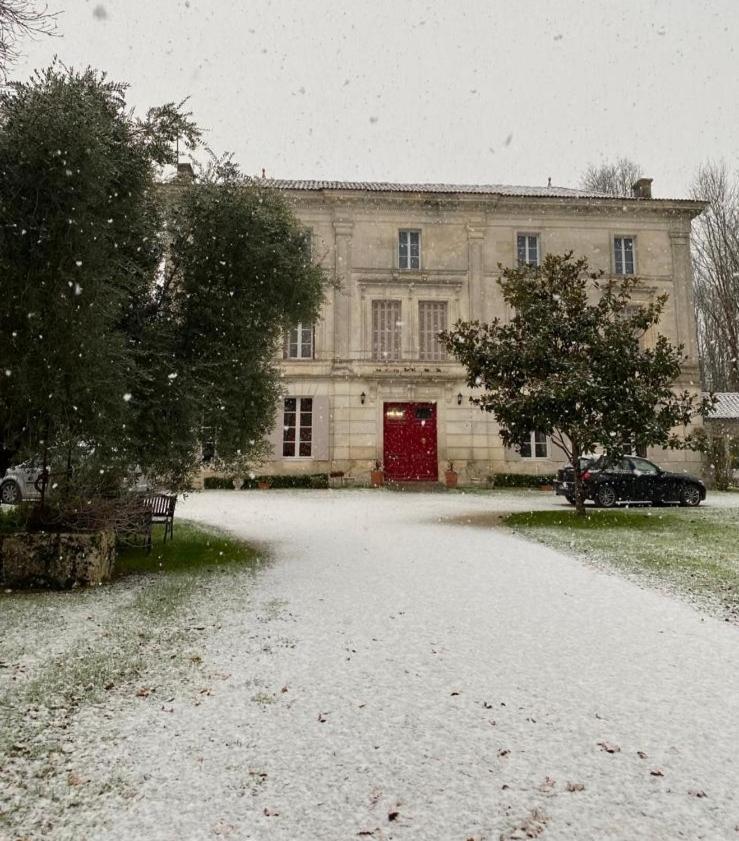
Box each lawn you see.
[0,521,261,836]
[504,507,739,620]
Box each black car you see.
[555,456,706,508]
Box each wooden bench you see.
[143,494,177,548]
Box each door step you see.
[386,481,446,493]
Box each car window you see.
[630,458,659,475]
[605,458,632,473]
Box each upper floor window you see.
[418,301,448,361]
[517,233,540,267]
[372,300,402,361]
[284,323,314,360]
[520,430,548,459]
[398,230,421,270]
[614,236,635,275]
[282,397,312,457]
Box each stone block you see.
[0,530,116,589]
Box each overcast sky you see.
[12,0,739,198]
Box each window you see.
[372,300,402,361]
[520,430,548,459]
[201,427,216,463]
[517,233,540,267]
[614,236,635,275]
[398,230,421,270]
[624,441,648,458]
[282,397,312,457]
[284,323,314,359]
[418,301,448,361]
[629,457,658,474]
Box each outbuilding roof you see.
[706,392,739,419]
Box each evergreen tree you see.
[0,66,324,503]
[130,161,325,485]
[441,253,713,515]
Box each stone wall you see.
[0,530,116,589]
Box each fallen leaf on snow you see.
[67,771,87,786]
[263,807,279,817]
[637,750,648,759]
[650,769,664,777]
[135,687,152,698]
[388,810,399,822]
[688,789,707,798]
[500,807,549,840]
[597,741,620,753]
[566,782,585,792]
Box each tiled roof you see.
[263,179,614,199]
[706,392,739,419]
[261,178,697,202]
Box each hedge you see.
[241,474,329,490]
[487,473,557,488]
[203,476,237,490]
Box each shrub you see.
[203,476,237,490]
[240,474,328,490]
[487,473,557,488]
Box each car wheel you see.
[595,484,617,508]
[0,481,22,505]
[680,484,701,507]
[564,494,575,506]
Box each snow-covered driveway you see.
[107,489,738,840]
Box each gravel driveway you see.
[8,489,738,840]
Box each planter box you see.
[370,470,384,487]
[0,530,116,589]
[444,470,458,489]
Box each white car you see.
[0,461,46,504]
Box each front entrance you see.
[383,402,438,481]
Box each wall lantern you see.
[360,391,367,405]
[457,393,463,406]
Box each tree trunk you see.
[570,445,586,517]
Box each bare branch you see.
[0,0,56,77]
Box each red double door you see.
[383,402,438,481]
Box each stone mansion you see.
[249,176,705,484]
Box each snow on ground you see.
[4,489,739,840]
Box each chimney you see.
[176,162,194,182]
[631,177,653,199]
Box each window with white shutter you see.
[418,301,448,361]
[372,300,402,361]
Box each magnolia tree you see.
[441,253,714,515]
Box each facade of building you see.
[256,177,705,485]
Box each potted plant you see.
[444,461,458,488]
[370,460,384,487]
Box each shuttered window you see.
[418,301,448,361]
[372,300,402,361]
[284,323,314,359]
[282,397,313,457]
